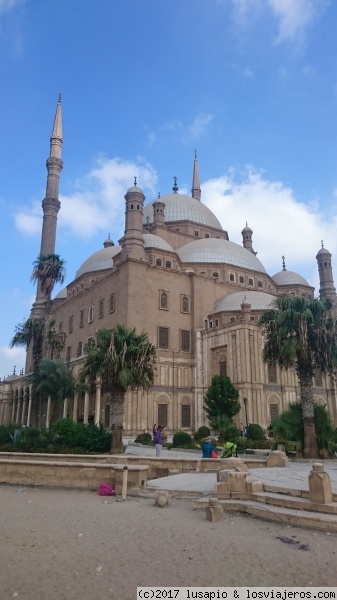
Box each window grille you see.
[158,327,169,349]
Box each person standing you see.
[154,425,163,457]
[152,424,157,445]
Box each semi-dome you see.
[54,287,67,300]
[75,245,121,279]
[143,233,174,252]
[215,291,276,313]
[177,238,267,273]
[272,270,310,287]
[143,192,222,230]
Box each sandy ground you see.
[1,485,337,600]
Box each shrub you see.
[247,423,265,440]
[135,432,153,445]
[193,426,211,442]
[172,431,193,447]
[246,439,271,450]
[0,425,16,446]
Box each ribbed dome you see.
[215,291,276,313]
[272,271,310,286]
[177,238,266,273]
[143,193,222,230]
[143,233,174,252]
[75,245,121,279]
[54,287,67,300]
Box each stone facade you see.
[1,98,337,434]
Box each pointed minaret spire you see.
[31,96,63,317]
[191,150,201,201]
[282,256,286,271]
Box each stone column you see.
[27,387,32,427]
[83,384,89,425]
[72,392,79,422]
[95,377,102,425]
[308,463,333,504]
[21,391,28,426]
[46,396,52,429]
[16,397,22,423]
[63,397,68,418]
[11,399,16,424]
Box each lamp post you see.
[243,397,249,429]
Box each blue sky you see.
[1,0,337,378]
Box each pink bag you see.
[210,450,218,459]
[98,483,115,496]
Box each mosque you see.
[1,97,336,433]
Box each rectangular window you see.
[158,326,169,349]
[88,305,94,323]
[268,362,277,383]
[181,330,190,352]
[314,368,323,387]
[59,321,63,332]
[99,299,104,319]
[270,404,279,423]
[181,405,191,428]
[109,293,115,313]
[79,310,84,328]
[66,346,71,362]
[76,341,83,357]
[158,404,168,428]
[219,361,227,376]
[69,315,74,333]
[104,404,110,428]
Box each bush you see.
[247,423,266,441]
[135,432,153,445]
[172,431,194,447]
[246,439,271,450]
[193,426,211,442]
[0,425,16,446]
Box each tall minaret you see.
[31,95,63,317]
[191,150,201,202]
[241,222,256,254]
[120,178,146,261]
[316,241,336,300]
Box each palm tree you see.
[31,358,88,426]
[81,325,156,453]
[260,295,337,458]
[31,253,66,296]
[10,317,66,371]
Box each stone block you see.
[222,458,248,471]
[205,498,223,522]
[308,463,333,504]
[215,481,229,493]
[246,480,264,493]
[217,469,236,482]
[228,471,250,492]
[154,491,170,507]
[267,451,288,467]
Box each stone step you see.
[251,491,337,515]
[194,497,337,532]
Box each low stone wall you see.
[0,458,149,494]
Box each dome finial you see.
[172,176,178,193]
[134,176,137,186]
[158,192,160,199]
[194,149,197,159]
[58,93,62,104]
[282,255,286,271]
[321,240,324,248]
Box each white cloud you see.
[202,167,337,290]
[0,345,26,379]
[231,0,329,47]
[0,0,22,15]
[187,113,213,140]
[15,156,158,241]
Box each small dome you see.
[177,238,266,273]
[272,270,310,286]
[54,287,67,300]
[126,185,144,195]
[143,233,174,252]
[215,291,276,313]
[316,246,331,256]
[143,192,222,230]
[75,245,121,279]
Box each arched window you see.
[160,292,168,309]
[182,296,189,313]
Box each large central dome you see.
[143,192,222,230]
[177,238,267,273]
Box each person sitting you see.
[222,440,238,458]
[201,437,217,458]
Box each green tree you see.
[260,295,337,458]
[31,358,88,425]
[81,325,156,453]
[204,375,240,434]
[31,253,66,296]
